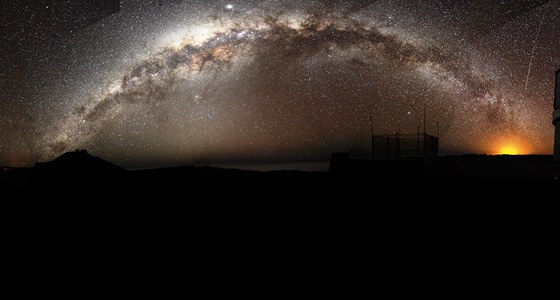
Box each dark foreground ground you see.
[2,154,556,288]
[427,155,560,181]
[1,155,559,192]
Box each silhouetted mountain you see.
[34,150,125,173]
[29,150,125,187]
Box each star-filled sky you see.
[1,0,559,169]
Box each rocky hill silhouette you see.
[30,150,125,187]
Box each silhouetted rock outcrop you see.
[35,150,124,172]
[30,150,125,187]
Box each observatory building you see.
[554,68,560,161]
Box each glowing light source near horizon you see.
[492,135,531,155]
[499,145,521,155]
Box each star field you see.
[1,0,559,168]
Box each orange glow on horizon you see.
[491,136,532,155]
[499,145,521,155]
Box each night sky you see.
[1,0,559,169]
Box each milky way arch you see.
[26,0,558,168]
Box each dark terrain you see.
[1,151,559,191]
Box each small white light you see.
[225,4,234,10]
